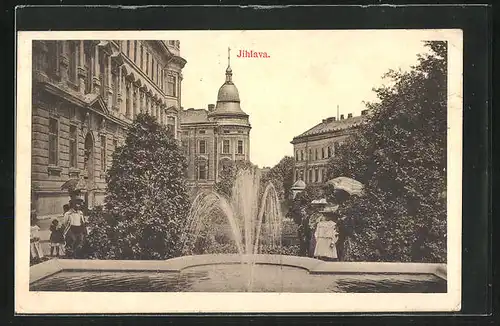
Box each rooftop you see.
[180,108,210,124]
[292,111,368,142]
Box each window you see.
[327,146,332,158]
[222,140,230,154]
[309,149,312,160]
[198,130,206,134]
[140,45,144,69]
[322,148,326,159]
[295,150,299,161]
[161,70,164,90]
[223,130,230,134]
[99,53,106,98]
[181,139,188,155]
[199,140,206,154]
[295,170,299,181]
[126,41,131,56]
[300,150,304,161]
[48,118,59,165]
[84,43,92,94]
[156,62,159,84]
[198,163,207,180]
[100,135,106,172]
[69,125,77,168]
[146,52,150,75]
[112,70,118,108]
[125,82,131,117]
[47,41,60,76]
[315,149,318,160]
[113,139,118,151]
[133,41,138,62]
[68,41,78,83]
[237,140,243,154]
[308,169,313,183]
[167,116,176,138]
[167,74,177,97]
[152,58,155,80]
[315,169,319,182]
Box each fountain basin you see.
[30,254,447,293]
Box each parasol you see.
[326,177,365,197]
[60,178,87,192]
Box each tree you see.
[213,160,258,199]
[325,41,447,263]
[261,156,295,202]
[85,113,190,260]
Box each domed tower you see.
[209,48,251,177]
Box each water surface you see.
[30,264,446,293]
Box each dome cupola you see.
[211,48,248,117]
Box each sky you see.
[178,30,430,168]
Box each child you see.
[30,210,44,264]
[49,219,65,257]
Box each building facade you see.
[180,55,251,189]
[31,40,186,219]
[290,111,368,185]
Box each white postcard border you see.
[15,29,462,314]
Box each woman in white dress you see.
[30,210,44,263]
[313,217,338,261]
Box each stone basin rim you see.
[30,254,447,285]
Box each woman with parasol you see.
[325,177,365,261]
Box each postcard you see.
[16,29,462,313]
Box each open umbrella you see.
[60,178,87,192]
[326,177,365,197]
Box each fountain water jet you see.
[181,168,284,290]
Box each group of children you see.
[30,200,86,264]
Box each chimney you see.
[340,114,344,120]
[322,119,327,123]
[361,109,369,116]
[208,104,215,112]
[348,113,353,118]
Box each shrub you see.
[326,41,447,263]
[85,114,190,260]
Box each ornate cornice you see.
[34,80,130,129]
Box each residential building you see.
[180,51,251,190]
[290,111,368,185]
[31,40,186,219]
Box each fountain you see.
[29,169,448,293]
[180,168,284,290]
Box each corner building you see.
[180,57,251,190]
[290,112,368,185]
[31,40,186,219]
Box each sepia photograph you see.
[16,29,463,313]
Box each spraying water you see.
[181,168,284,290]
